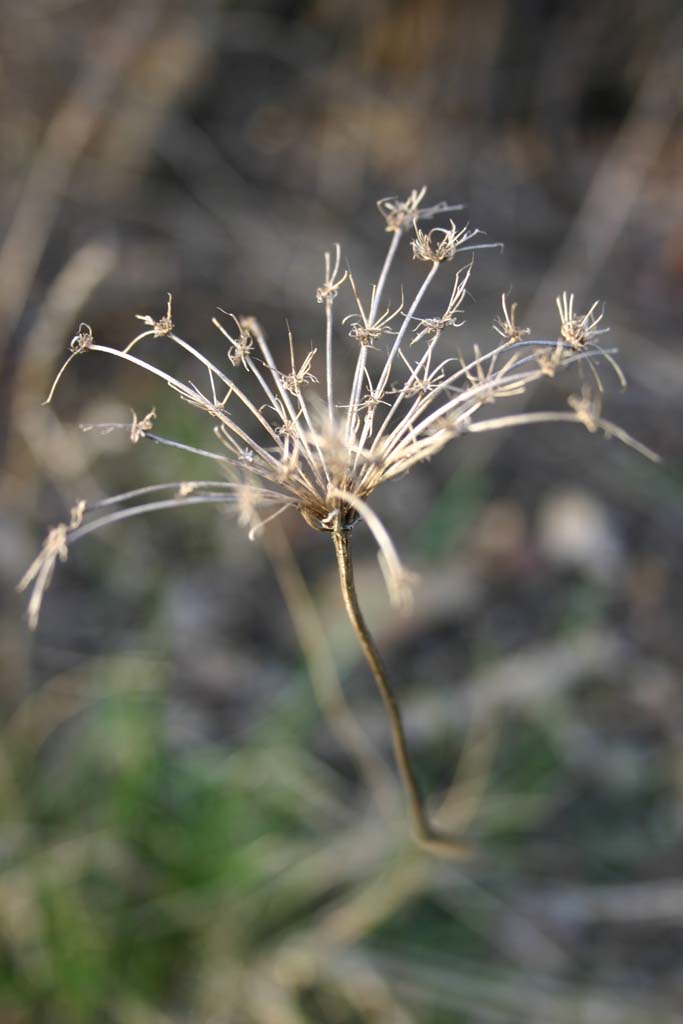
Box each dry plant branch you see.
[21,188,658,854]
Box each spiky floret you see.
[22,190,657,627]
[494,293,530,345]
[557,291,607,348]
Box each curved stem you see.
[332,526,470,859]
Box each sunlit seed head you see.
[23,189,657,629]
[130,406,156,443]
[493,294,530,345]
[411,222,477,262]
[214,312,255,368]
[316,243,348,303]
[280,348,318,395]
[69,322,94,354]
[135,293,174,337]
[556,292,607,348]
[377,187,428,232]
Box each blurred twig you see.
[0,2,164,458]
[461,15,683,471]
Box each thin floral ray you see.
[19,487,286,629]
[68,492,290,543]
[213,313,289,427]
[162,373,286,474]
[237,317,327,487]
[106,326,283,466]
[316,243,348,421]
[408,260,473,339]
[345,228,404,445]
[361,271,475,453]
[584,342,627,389]
[352,261,441,464]
[372,346,604,466]
[462,405,660,462]
[84,480,286,511]
[167,332,284,445]
[132,430,237,466]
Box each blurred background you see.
[2,1,683,1021]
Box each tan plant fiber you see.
[21,190,658,855]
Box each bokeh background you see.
[2,1,683,1021]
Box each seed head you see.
[217,312,255,368]
[136,293,174,337]
[344,276,404,349]
[493,294,530,345]
[557,292,607,349]
[24,189,657,628]
[130,406,157,443]
[69,322,94,354]
[413,262,472,339]
[377,187,464,234]
[316,244,348,303]
[411,222,480,262]
[377,187,428,232]
[280,347,318,395]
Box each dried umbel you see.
[22,190,657,855]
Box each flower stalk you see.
[332,523,470,858]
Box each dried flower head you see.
[555,292,626,391]
[377,187,427,232]
[316,244,348,303]
[130,406,157,443]
[411,221,479,262]
[136,293,174,337]
[557,292,607,348]
[280,335,318,395]
[24,189,662,856]
[215,312,256,369]
[494,294,530,345]
[412,262,471,339]
[70,322,94,354]
[344,275,404,349]
[25,188,657,633]
[377,187,464,233]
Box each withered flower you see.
[24,190,657,856]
